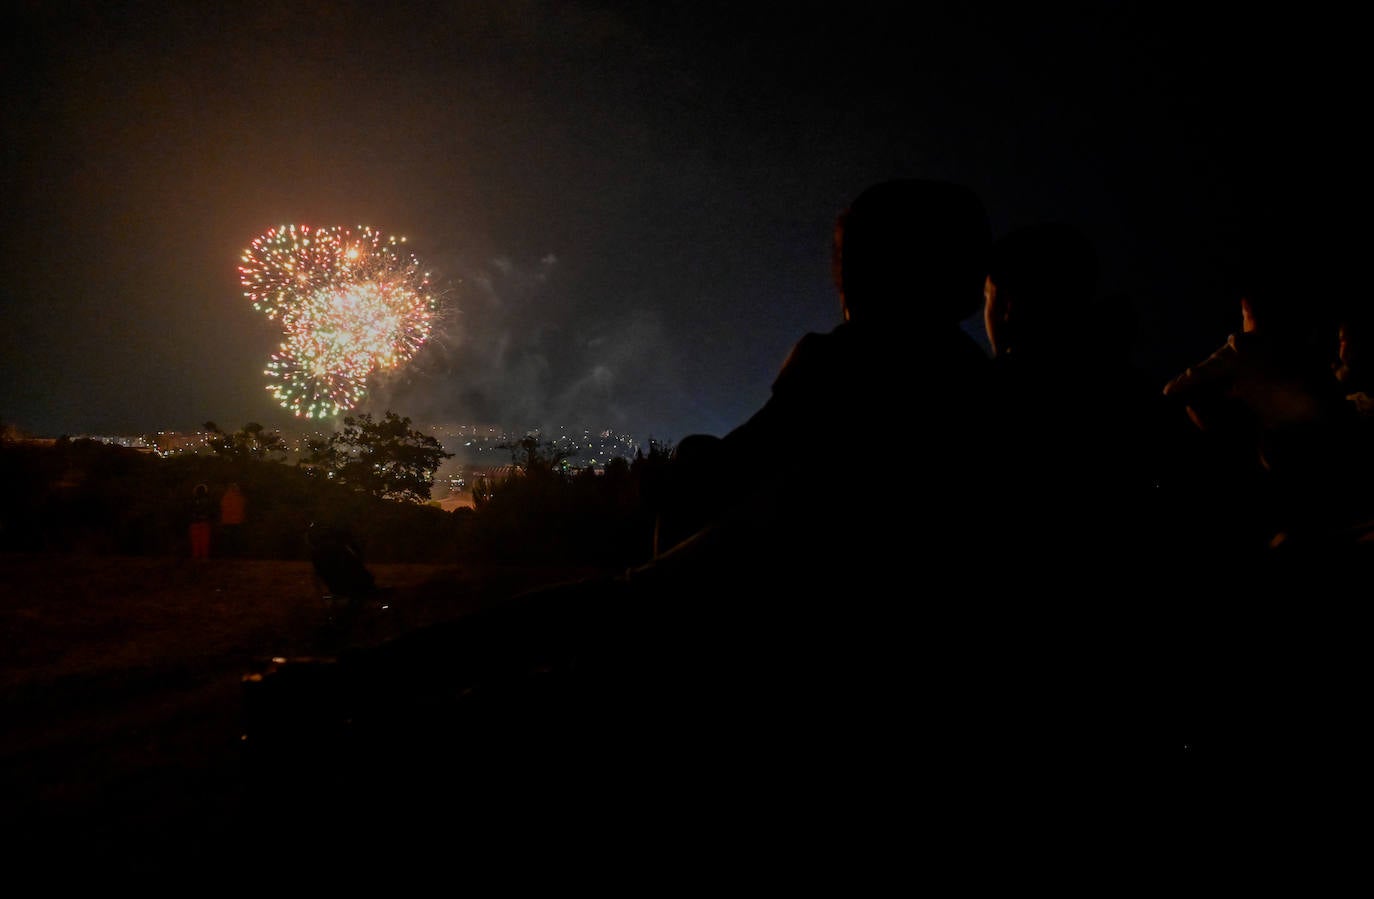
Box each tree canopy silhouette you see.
[204,421,287,462]
[307,411,453,504]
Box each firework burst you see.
[239,225,435,418]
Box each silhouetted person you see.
[616,177,1004,842]
[1162,265,1352,550]
[306,521,377,606]
[984,223,1134,517]
[1334,302,1374,415]
[188,483,213,561]
[982,222,1202,575]
[1330,304,1374,527]
[649,177,997,585]
[981,221,1187,762]
[1160,249,1374,773]
[218,482,246,558]
[1286,299,1374,545]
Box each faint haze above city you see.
[1,2,1352,445]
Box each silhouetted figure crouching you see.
[306,521,377,606]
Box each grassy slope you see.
[0,551,610,880]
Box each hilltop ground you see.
[6,537,1367,884]
[0,551,609,881]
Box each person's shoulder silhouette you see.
[746,177,993,446]
[980,220,1213,649]
[984,221,1099,360]
[754,180,991,442]
[983,220,1165,444]
[652,177,995,563]
[1334,301,1374,423]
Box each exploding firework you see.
[239,225,435,418]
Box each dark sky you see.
[1,1,1351,444]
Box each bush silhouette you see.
[0,434,672,569]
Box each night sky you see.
[1,1,1351,444]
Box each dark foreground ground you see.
[0,552,614,884]
[4,546,1365,885]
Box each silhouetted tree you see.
[307,411,453,503]
[499,434,578,476]
[467,435,669,566]
[204,421,288,462]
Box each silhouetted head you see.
[1224,228,1333,342]
[1237,281,1323,342]
[984,222,1099,357]
[1335,301,1374,388]
[833,178,990,328]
